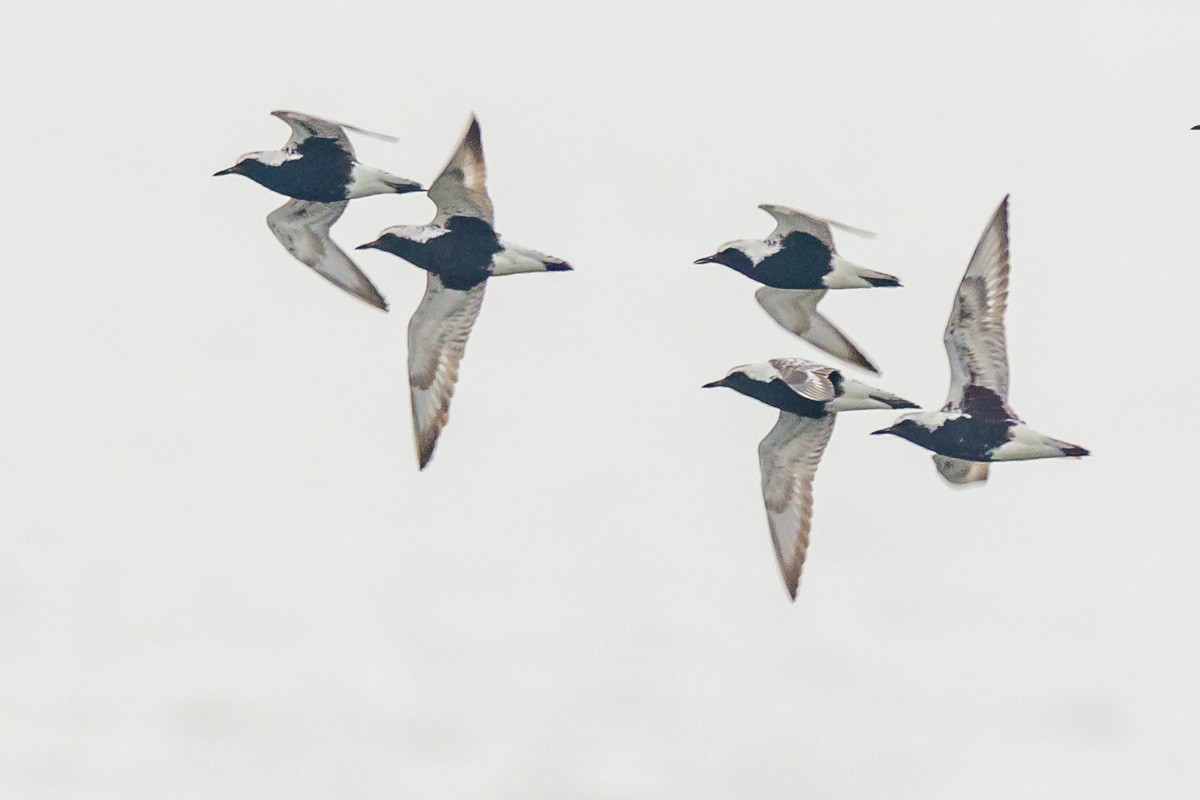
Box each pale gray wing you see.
[428,116,494,227]
[272,109,399,157]
[755,287,881,374]
[769,358,839,402]
[758,412,837,600]
[265,199,388,310]
[932,455,990,487]
[271,110,355,157]
[407,274,487,469]
[757,204,875,247]
[944,196,1012,411]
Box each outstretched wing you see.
[428,115,494,227]
[407,274,487,469]
[932,454,990,487]
[758,412,837,600]
[944,196,1012,414]
[755,288,881,374]
[757,204,875,247]
[265,199,388,310]
[272,110,398,158]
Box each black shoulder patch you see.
[961,385,1012,421]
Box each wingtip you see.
[415,436,437,470]
[465,114,482,142]
[854,357,881,376]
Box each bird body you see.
[217,110,422,201]
[696,205,899,290]
[871,196,1088,484]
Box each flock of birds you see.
[216,111,1089,600]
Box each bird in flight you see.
[215,110,423,310]
[870,196,1088,485]
[705,358,917,598]
[357,116,572,469]
[695,205,900,373]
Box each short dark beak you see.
[546,261,573,271]
[694,255,719,265]
[702,379,724,389]
[870,427,893,436]
[355,240,379,251]
[213,167,237,177]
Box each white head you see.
[213,149,296,177]
[695,237,780,268]
[871,411,961,439]
[703,362,780,388]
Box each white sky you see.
[2,1,1198,797]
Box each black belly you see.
[723,375,829,417]
[748,233,832,289]
[375,217,502,290]
[920,416,1012,460]
[242,138,352,202]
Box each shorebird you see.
[705,358,917,598]
[215,110,423,310]
[695,205,900,373]
[870,196,1088,485]
[357,116,572,468]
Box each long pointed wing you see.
[428,116,494,227]
[407,274,487,469]
[265,199,388,310]
[758,412,837,600]
[757,204,876,247]
[944,196,1012,413]
[932,454,990,487]
[272,110,398,158]
[755,287,881,374]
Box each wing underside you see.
[756,288,880,374]
[265,199,388,310]
[758,412,837,599]
[407,274,487,468]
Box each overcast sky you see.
[2,1,1198,797]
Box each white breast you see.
[739,238,783,265]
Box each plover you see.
[357,116,572,468]
[695,205,900,373]
[215,110,423,310]
[704,358,917,598]
[870,196,1089,485]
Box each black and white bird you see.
[704,358,918,599]
[215,110,423,310]
[356,116,572,469]
[870,196,1088,485]
[695,205,901,373]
